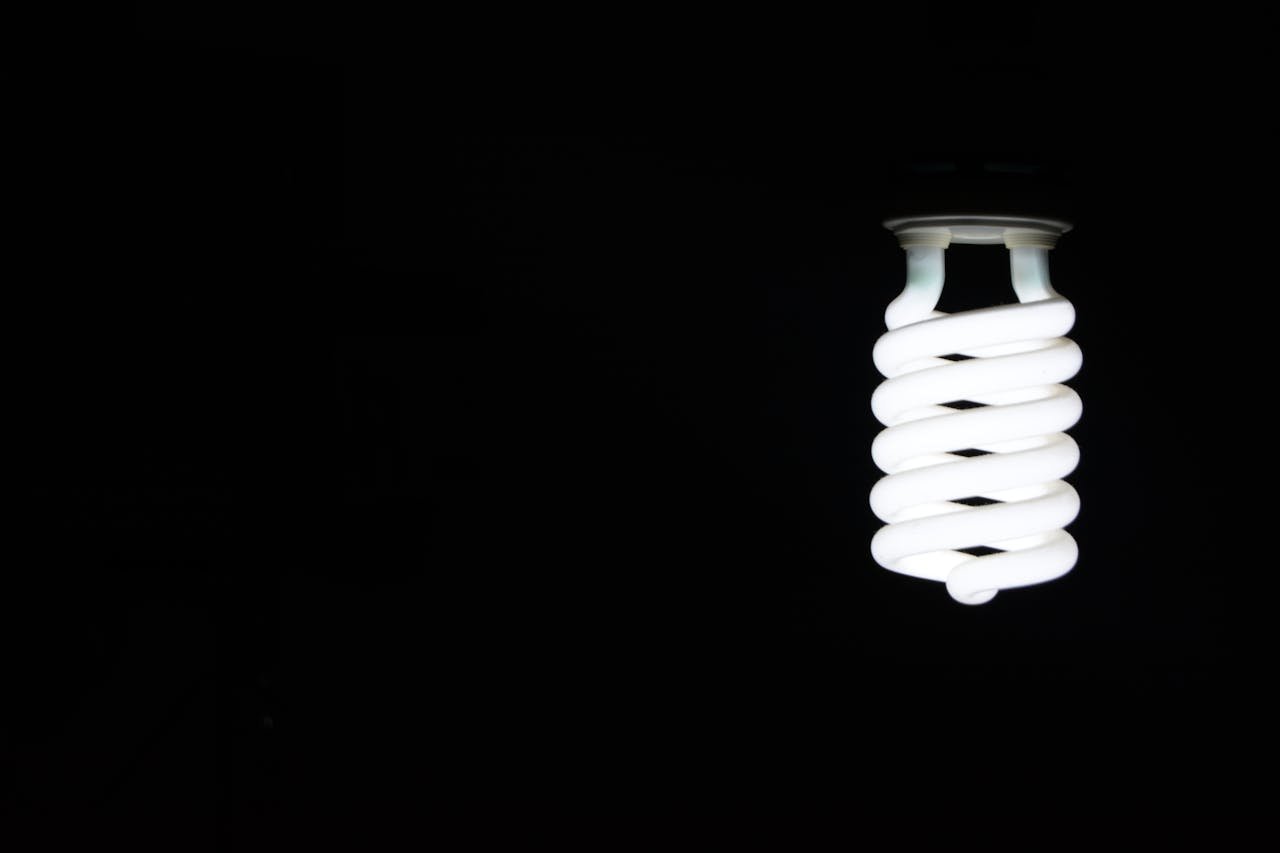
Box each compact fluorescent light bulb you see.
[871,215,1081,604]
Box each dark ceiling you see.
[11,4,1268,844]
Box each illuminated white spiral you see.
[870,241,1082,604]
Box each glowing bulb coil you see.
[870,218,1082,604]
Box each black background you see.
[8,4,1270,846]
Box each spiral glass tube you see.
[871,216,1081,604]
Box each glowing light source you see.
[871,216,1081,604]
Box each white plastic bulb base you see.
[871,215,1081,604]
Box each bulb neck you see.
[885,214,1071,250]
